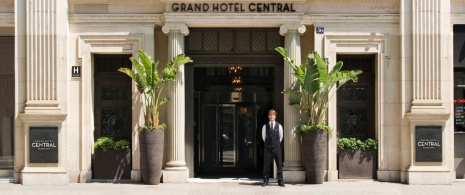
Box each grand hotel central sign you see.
[170,2,296,13]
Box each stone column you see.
[17,0,68,185]
[404,0,452,184]
[162,23,189,183]
[279,23,306,183]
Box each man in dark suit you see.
[261,109,284,187]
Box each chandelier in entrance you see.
[228,66,243,84]
[228,66,243,91]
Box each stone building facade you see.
[0,0,464,185]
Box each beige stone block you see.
[385,103,402,126]
[386,81,401,104]
[408,171,452,184]
[163,169,188,183]
[80,170,92,183]
[283,170,305,183]
[377,170,400,182]
[131,170,141,182]
[21,167,69,186]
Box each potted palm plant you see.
[118,50,192,185]
[276,47,362,184]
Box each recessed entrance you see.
[92,54,132,179]
[186,28,284,178]
[0,36,14,176]
[336,54,377,179]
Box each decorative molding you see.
[0,13,14,26]
[279,23,306,36]
[69,0,162,4]
[323,33,390,181]
[324,34,391,57]
[78,33,145,181]
[68,0,304,3]
[78,33,145,57]
[162,23,189,35]
[451,14,465,25]
[67,0,401,3]
[304,14,399,26]
[305,0,399,3]
[69,14,162,26]
[164,13,303,28]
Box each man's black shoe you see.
[278,181,285,187]
[261,181,268,187]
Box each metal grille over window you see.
[186,29,283,54]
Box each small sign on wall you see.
[30,127,58,163]
[415,126,442,162]
[72,66,81,78]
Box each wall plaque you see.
[415,126,442,162]
[30,127,58,163]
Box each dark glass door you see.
[336,54,377,179]
[197,100,260,177]
[336,55,376,140]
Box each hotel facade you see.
[1,0,465,185]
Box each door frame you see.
[78,33,145,182]
[322,33,389,180]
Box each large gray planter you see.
[139,129,164,185]
[302,129,328,184]
[93,148,131,179]
[338,149,377,179]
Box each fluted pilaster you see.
[25,0,63,113]
[279,23,306,171]
[403,0,452,185]
[162,23,189,171]
[410,0,448,111]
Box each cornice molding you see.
[303,14,399,26]
[67,0,403,4]
[164,13,303,28]
[305,0,399,3]
[0,13,14,26]
[68,0,303,4]
[69,14,162,26]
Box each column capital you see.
[162,23,189,36]
[279,23,306,36]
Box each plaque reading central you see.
[29,127,58,163]
[415,126,442,162]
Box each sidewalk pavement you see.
[2,178,465,195]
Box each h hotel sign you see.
[72,66,81,78]
[170,2,296,13]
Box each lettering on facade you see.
[30,127,58,163]
[454,99,465,131]
[415,126,442,162]
[171,3,296,13]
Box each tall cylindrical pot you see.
[302,129,328,184]
[139,129,164,185]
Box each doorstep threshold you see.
[188,178,267,183]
